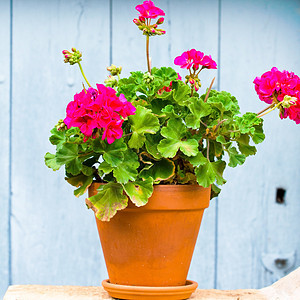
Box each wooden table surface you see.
[4,267,300,300]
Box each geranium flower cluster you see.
[64,84,136,143]
[254,67,300,123]
[174,49,217,71]
[133,0,166,36]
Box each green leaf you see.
[123,178,154,207]
[66,158,82,175]
[236,134,257,156]
[103,139,127,167]
[187,152,207,167]
[86,183,128,221]
[44,152,62,171]
[56,143,78,164]
[81,165,94,176]
[49,128,65,146]
[211,183,221,199]
[206,90,240,115]
[179,139,199,157]
[195,160,226,188]
[113,150,139,184]
[161,105,179,119]
[227,147,246,167]
[140,158,175,182]
[186,98,211,129]
[172,81,191,105]
[157,139,181,158]
[98,161,113,174]
[235,112,262,134]
[128,106,160,149]
[161,118,186,140]
[145,134,162,159]
[252,123,265,144]
[66,174,94,197]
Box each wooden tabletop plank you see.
[4,267,300,300]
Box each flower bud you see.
[143,72,154,84]
[104,75,118,87]
[55,119,67,131]
[133,18,140,25]
[189,78,195,85]
[157,17,164,25]
[150,28,156,33]
[62,48,82,65]
[281,95,297,108]
[139,16,146,23]
[107,64,122,76]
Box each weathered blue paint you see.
[0,0,300,297]
[0,0,12,299]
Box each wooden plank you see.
[167,0,219,289]
[217,0,300,289]
[11,0,109,286]
[0,0,11,298]
[112,0,219,288]
[4,267,300,299]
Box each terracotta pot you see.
[89,183,211,288]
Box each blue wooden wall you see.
[1,0,300,297]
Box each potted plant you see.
[45,1,300,299]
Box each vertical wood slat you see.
[167,0,219,289]
[217,0,300,290]
[111,0,219,288]
[0,0,11,298]
[11,0,110,286]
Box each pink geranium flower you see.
[64,84,136,143]
[135,1,165,19]
[254,68,300,123]
[174,49,217,71]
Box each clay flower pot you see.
[89,183,211,299]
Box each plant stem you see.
[78,62,91,87]
[204,77,215,103]
[257,102,282,118]
[256,103,275,116]
[206,139,210,160]
[146,34,151,74]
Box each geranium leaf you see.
[123,178,153,207]
[49,128,65,146]
[235,112,262,134]
[172,81,191,105]
[129,106,160,149]
[187,152,207,167]
[252,123,265,144]
[161,118,186,140]
[157,139,181,158]
[66,174,94,197]
[86,183,128,221]
[113,149,139,184]
[179,139,199,157]
[236,134,257,156]
[195,160,226,188]
[44,152,62,171]
[186,98,211,129]
[98,161,113,174]
[211,183,221,199]
[145,134,162,159]
[56,143,78,164]
[66,158,82,176]
[227,147,246,167]
[140,158,175,182]
[103,138,127,167]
